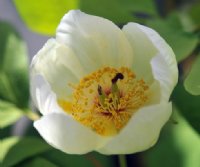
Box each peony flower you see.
[31,10,178,154]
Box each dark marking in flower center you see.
[112,73,124,84]
[98,85,103,95]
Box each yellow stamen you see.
[58,67,149,136]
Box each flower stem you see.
[118,155,127,167]
[25,110,40,121]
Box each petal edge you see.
[34,112,111,154]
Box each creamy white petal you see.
[122,23,178,101]
[97,102,172,154]
[56,10,133,71]
[140,26,178,101]
[151,55,176,101]
[30,74,63,115]
[146,80,161,105]
[34,113,111,154]
[31,38,85,99]
[122,23,157,84]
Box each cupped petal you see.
[30,74,63,115]
[122,23,157,84]
[97,102,172,154]
[151,55,176,101]
[34,112,111,154]
[31,38,85,99]
[56,10,133,71]
[122,23,178,101]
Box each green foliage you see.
[42,150,116,167]
[146,13,198,62]
[1,136,116,167]
[80,0,157,24]
[13,0,157,35]
[14,0,78,35]
[0,137,19,163]
[184,55,200,95]
[0,22,29,109]
[0,21,30,129]
[20,157,57,167]
[144,110,200,167]
[1,137,52,167]
[186,2,200,31]
[172,84,200,134]
[0,100,24,128]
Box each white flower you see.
[31,10,178,155]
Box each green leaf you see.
[20,157,57,167]
[186,2,200,31]
[14,0,157,35]
[0,137,20,163]
[0,22,29,108]
[184,55,200,95]
[0,100,24,128]
[172,83,200,133]
[146,14,198,62]
[143,110,200,167]
[1,137,52,167]
[14,0,78,35]
[80,0,157,24]
[42,149,116,167]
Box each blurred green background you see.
[0,0,200,167]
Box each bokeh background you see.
[0,0,200,167]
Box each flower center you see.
[58,67,149,136]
